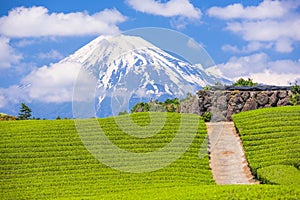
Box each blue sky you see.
[0,0,299,117]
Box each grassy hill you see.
[233,106,300,185]
[1,111,299,199]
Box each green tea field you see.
[233,106,300,185]
[1,111,299,199]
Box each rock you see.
[226,105,234,121]
[241,91,250,101]
[278,91,287,99]
[277,97,290,106]
[242,98,258,111]
[180,96,199,114]
[208,107,226,122]
[250,92,257,98]
[257,93,269,106]
[226,104,240,121]
[222,110,227,117]
[189,89,292,122]
[225,92,231,101]
[237,103,244,110]
[217,95,228,110]
[203,96,212,108]
[230,93,243,105]
[266,91,273,96]
[269,92,279,107]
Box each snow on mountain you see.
[62,34,228,117]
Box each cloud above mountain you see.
[21,62,82,102]
[0,6,127,37]
[207,1,294,20]
[208,0,300,53]
[126,0,201,29]
[127,0,201,19]
[0,61,84,109]
[212,53,300,86]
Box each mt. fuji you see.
[62,34,229,117]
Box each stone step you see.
[206,122,258,185]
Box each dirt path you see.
[206,122,257,185]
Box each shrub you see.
[131,102,150,113]
[203,86,212,91]
[289,81,300,106]
[232,78,258,86]
[203,112,212,122]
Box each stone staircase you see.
[206,122,258,185]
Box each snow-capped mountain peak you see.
[63,34,228,117]
[62,35,157,67]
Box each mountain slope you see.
[62,34,228,117]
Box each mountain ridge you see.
[62,34,230,117]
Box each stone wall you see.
[180,89,292,121]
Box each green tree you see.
[289,81,300,106]
[18,103,32,120]
[203,85,212,90]
[162,98,180,112]
[131,102,149,113]
[232,78,258,86]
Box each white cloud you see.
[127,0,201,19]
[207,1,295,20]
[221,44,240,53]
[245,41,272,52]
[269,59,300,74]
[0,6,127,37]
[208,0,300,53]
[216,53,269,78]
[274,39,293,53]
[19,61,98,103]
[221,42,273,53]
[14,39,37,47]
[0,93,6,108]
[21,62,82,102]
[37,49,63,60]
[0,36,22,69]
[225,18,300,53]
[0,85,28,109]
[247,71,300,86]
[213,53,300,86]
[226,19,300,42]
[170,16,189,29]
[0,61,99,108]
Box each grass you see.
[1,110,299,199]
[232,106,300,185]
